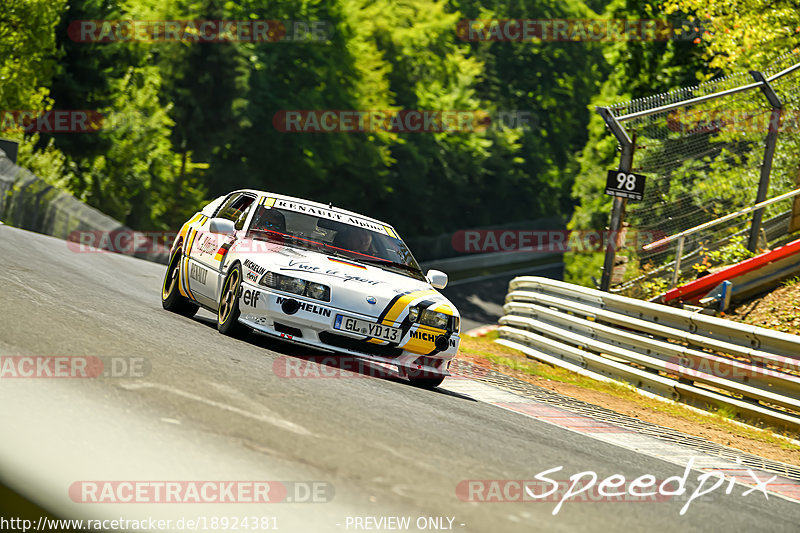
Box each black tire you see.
[161,249,199,317]
[217,263,247,336]
[408,374,445,389]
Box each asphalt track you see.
[1,225,799,532]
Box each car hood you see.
[234,241,458,322]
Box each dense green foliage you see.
[3,0,606,237]
[3,0,796,270]
[565,0,711,285]
[566,0,800,286]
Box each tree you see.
[564,0,709,286]
[663,0,800,72]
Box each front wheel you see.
[161,249,199,317]
[408,376,445,389]
[217,263,247,336]
[407,368,446,388]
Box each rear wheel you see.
[218,263,247,336]
[161,249,199,317]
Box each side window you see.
[216,194,256,230]
[214,194,241,219]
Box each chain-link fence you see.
[599,49,800,295]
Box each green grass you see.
[781,275,800,287]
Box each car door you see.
[186,192,256,303]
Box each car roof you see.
[232,189,394,229]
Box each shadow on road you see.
[191,312,474,398]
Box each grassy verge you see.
[457,332,800,462]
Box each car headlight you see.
[278,275,306,295]
[420,308,450,329]
[260,272,330,302]
[408,305,453,330]
[306,282,330,301]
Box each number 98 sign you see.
[605,170,646,201]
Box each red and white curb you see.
[441,378,800,503]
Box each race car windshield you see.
[247,206,426,280]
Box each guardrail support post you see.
[597,107,635,291]
[671,235,685,287]
[748,71,783,252]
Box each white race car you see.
[161,190,460,387]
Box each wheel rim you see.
[162,253,180,300]
[219,269,239,323]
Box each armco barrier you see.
[0,148,168,264]
[498,276,800,431]
[662,237,800,305]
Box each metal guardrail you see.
[643,188,800,287]
[498,276,800,431]
[612,210,794,296]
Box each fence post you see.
[597,107,635,291]
[671,235,685,287]
[748,71,783,252]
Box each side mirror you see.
[209,218,236,236]
[426,269,448,289]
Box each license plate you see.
[334,315,401,343]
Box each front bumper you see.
[238,283,459,377]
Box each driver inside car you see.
[334,227,374,255]
[252,207,286,233]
